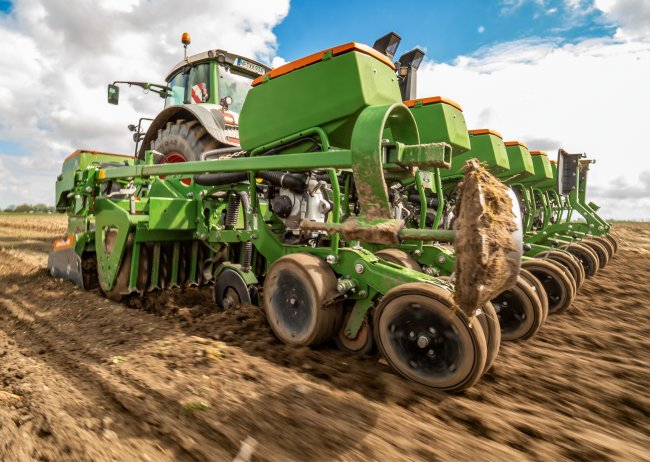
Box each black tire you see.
[521,259,575,314]
[146,119,219,163]
[592,236,615,261]
[476,302,501,373]
[581,239,609,269]
[535,250,584,290]
[374,282,487,392]
[519,268,549,323]
[263,253,341,347]
[563,243,599,278]
[491,276,544,341]
[604,234,618,253]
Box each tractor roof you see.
[166,49,271,82]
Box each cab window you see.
[218,66,252,114]
[165,71,185,107]
[164,63,210,107]
[188,64,210,104]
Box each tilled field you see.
[0,214,648,461]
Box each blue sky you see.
[274,0,616,63]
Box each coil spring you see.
[241,242,253,272]
[225,193,240,229]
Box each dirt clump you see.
[453,159,520,315]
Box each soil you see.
[1,214,649,462]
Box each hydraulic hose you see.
[193,171,307,193]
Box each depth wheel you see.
[263,253,341,347]
[581,239,609,269]
[215,268,252,311]
[535,250,585,289]
[604,234,618,253]
[592,236,615,261]
[335,311,376,357]
[519,268,549,323]
[375,249,422,271]
[563,244,599,278]
[374,283,487,392]
[491,276,544,341]
[475,302,501,373]
[521,259,575,315]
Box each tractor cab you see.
[108,32,270,160]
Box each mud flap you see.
[48,248,85,289]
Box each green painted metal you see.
[239,50,401,151]
[440,131,509,179]
[407,100,471,154]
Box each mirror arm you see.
[111,81,171,98]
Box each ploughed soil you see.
[0,214,648,462]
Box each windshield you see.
[165,71,185,107]
[218,66,253,114]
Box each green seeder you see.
[49,39,523,392]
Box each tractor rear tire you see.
[146,119,219,163]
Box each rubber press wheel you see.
[491,276,545,341]
[581,239,609,269]
[592,236,615,261]
[375,249,422,272]
[519,268,549,324]
[604,234,618,253]
[475,301,501,373]
[374,283,487,392]
[535,250,585,290]
[263,253,341,347]
[521,259,575,315]
[562,243,599,278]
[214,268,252,311]
[335,311,376,357]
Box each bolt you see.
[289,297,297,306]
[417,336,430,348]
[354,263,364,274]
[428,326,437,335]
[85,186,92,193]
[326,255,337,264]
[589,224,595,228]
[358,289,367,298]
[409,331,415,339]
[413,249,422,256]
[251,234,257,240]
[437,256,446,264]
[187,192,194,199]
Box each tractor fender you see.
[138,104,234,158]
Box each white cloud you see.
[478,26,486,33]
[416,6,650,219]
[0,0,289,207]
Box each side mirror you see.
[107,84,120,105]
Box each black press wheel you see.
[592,236,615,261]
[475,301,501,373]
[604,234,618,253]
[581,239,609,269]
[535,250,585,290]
[374,282,487,392]
[562,243,599,278]
[519,268,549,323]
[521,259,575,315]
[491,276,544,341]
[263,253,341,347]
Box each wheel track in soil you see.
[0,250,237,461]
[2,220,650,461]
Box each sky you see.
[0,0,649,219]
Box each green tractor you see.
[49,34,523,391]
[107,32,270,162]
